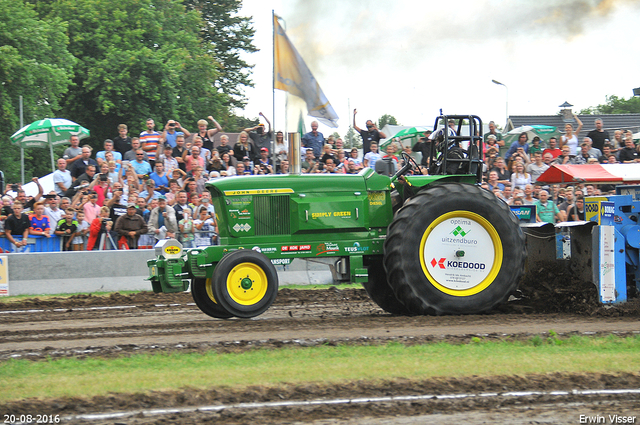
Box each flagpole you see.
[19,95,24,184]
[272,10,276,160]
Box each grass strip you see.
[1,334,639,402]
[0,284,360,304]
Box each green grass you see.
[0,285,359,304]
[0,291,143,304]
[2,334,639,402]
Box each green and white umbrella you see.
[10,118,90,172]
[503,125,560,147]
[390,126,431,140]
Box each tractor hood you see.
[205,168,392,196]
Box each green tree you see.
[183,0,257,109]
[226,115,258,133]
[48,0,230,144]
[377,114,398,129]
[344,126,362,149]
[0,0,75,183]
[579,95,640,115]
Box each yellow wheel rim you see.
[205,278,220,304]
[226,262,269,305]
[419,211,503,296]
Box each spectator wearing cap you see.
[114,203,148,249]
[139,179,163,202]
[147,195,177,241]
[241,156,254,175]
[255,147,274,174]
[353,110,386,155]
[483,134,499,155]
[529,137,543,156]
[244,112,272,154]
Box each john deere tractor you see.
[148,115,526,318]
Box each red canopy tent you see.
[537,164,640,184]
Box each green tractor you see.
[148,115,526,318]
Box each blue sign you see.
[510,205,536,223]
[599,201,615,226]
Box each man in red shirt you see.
[542,137,562,159]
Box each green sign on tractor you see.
[147,115,526,318]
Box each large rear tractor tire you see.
[362,259,411,315]
[191,278,234,319]
[211,249,279,318]
[384,183,525,315]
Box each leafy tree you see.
[183,0,257,109]
[344,126,362,149]
[0,0,75,183]
[377,114,398,129]
[226,115,259,133]
[330,131,341,140]
[48,0,230,144]
[579,95,640,115]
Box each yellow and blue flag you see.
[273,14,339,128]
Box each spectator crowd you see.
[1,114,638,251]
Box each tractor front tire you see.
[211,249,279,318]
[384,183,525,315]
[362,259,411,315]
[191,278,234,319]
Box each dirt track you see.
[1,286,640,424]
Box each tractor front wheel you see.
[384,183,525,315]
[211,250,279,318]
[191,278,234,319]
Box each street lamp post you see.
[492,79,509,131]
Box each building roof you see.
[507,113,640,139]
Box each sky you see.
[238,0,640,138]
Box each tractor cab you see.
[426,114,484,183]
